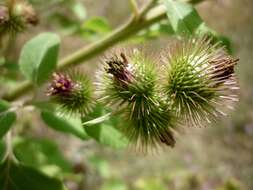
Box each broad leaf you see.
[0,160,67,190]
[82,105,128,149]
[163,0,203,35]
[0,111,16,139]
[19,33,60,85]
[41,111,89,140]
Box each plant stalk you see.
[3,5,167,101]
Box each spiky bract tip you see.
[0,13,25,35]
[97,49,177,151]
[163,37,239,126]
[47,71,94,117]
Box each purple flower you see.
[105,53,133,86]
[47,73,75,96]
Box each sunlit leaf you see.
[163,0,203,35]
[41,111,89,140]
[19,33,60,85]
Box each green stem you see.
[3,5,167,101]
[139,0,159,18]
[129,0,139,18]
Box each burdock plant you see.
[163,37,239,126]
[47,71,94,116]
[97,49,176,151]
[0,1,38,36]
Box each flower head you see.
[105,52,133,87]
[47,73,75,96]
[47,71,94,116]
[163,37,239,126]
[0,2,38,36]
[97,49,176,151]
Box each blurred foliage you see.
[0,159,67,190]
[13,137,72,178]
[0,0,252,190]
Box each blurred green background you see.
[2,0,253,189]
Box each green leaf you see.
[78,17,112,40]
[82,105,128,149]
[0,160,67,190]
[163,0,203,35]
[159,22,175,35]
[88,122,128,149]
[19,33,60,85]
[0,100,10,113]
[41,111,89,140]
[13,137,72,178]
[83,17,111,33]
[196,23,233,53]
[0,111,16,139]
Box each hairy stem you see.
[3,5,167,101]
